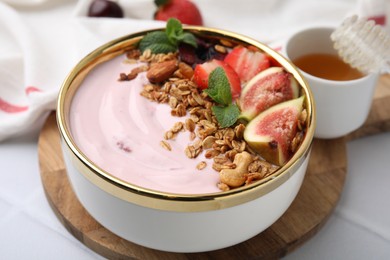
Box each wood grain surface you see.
[38,75,390,259]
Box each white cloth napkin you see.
[0,0,388,142]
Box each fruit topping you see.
[224,46,271,84]
[202,67,241,128]
[243,96,305,166]
[154,0,203,26]
[179,40,228,66]
[88,0,124,18]
[195,43,227,63]
[178,44,197,65]
[193,59,241,98]
[239,67,299,121]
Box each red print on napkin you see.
[0,86,41,113]
[0,98,28,113]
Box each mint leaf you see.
[139,31,172,53]
[166,18,183,45]
[212,104,240,128]
[144,43,177,54]
[204,67,232,106]
[178,32,197,48]
[166,19,197,47]
[138,18,197,54]
[204,67,240,127]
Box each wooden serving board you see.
[38,75,390,259]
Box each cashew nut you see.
[219,151,254,188]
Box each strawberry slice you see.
[193,59,241,98]
[224,46,271,84]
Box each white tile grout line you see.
[0,187,43,227]
[0,187,104,258]
[334,207,390,243]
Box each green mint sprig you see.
[204,67,240,128]
[211,104,240,128]
[139,18,197,54]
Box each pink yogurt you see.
[70,54,221,194]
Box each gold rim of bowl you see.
[57,26,316,213]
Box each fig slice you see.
[243,96,305,166]
[239,67,299,121]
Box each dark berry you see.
[194,45,209,63]
[195,44,227,63]
[196,37,212,50]
[178,44,197,65]
[206,46,227,61]
[88,0,124,18]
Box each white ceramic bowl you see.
[57,27,315,253]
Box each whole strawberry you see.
[154,0,203,26]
